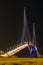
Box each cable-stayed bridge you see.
[0,8,39,58]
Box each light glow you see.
[0,44,28,57]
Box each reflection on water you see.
[0,58,43,65]
[0,62,43,65]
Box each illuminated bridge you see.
[0,8,39,58]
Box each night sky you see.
[0,0,43,54]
